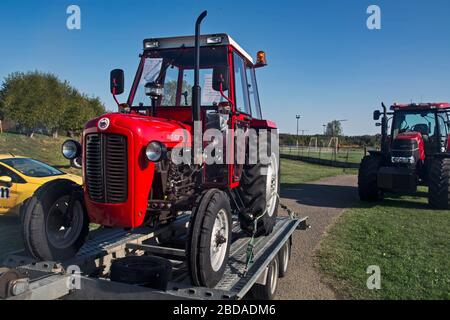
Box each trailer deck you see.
[1,214,307,300]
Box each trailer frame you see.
[0,213,308,301]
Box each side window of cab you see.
[246,66,262,119]
[233,52,251,114]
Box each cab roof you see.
[391,102,450,111]
[143,34,254,64]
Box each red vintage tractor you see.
[358,102,450,209]
[21,12,280,288]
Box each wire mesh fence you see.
[280,145,373,169]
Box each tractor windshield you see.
[129,46,230,108]
[392,111,437,139]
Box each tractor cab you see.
[389,103,450,164]
[359,102,450,209]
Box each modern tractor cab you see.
[359,102,450,209]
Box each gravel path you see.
[276,175,358,300]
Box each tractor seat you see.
[412,124,430,137]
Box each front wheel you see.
[187,189,232,288]
[22,179,89,261]
[358,155,383,201]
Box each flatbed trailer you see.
[0,214,308,300]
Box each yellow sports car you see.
[0,155,82,215]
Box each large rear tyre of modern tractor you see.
[187,189,232,288]
[358,155,384,202]
[238,151,280,237]
[22,179,89,261]
[429,157,450,210]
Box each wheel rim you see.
[269,258,279,295]
[210,209,229,272]
[46,196,85,250]
[282,243,290,273]
[266,153,279,217]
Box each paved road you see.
[277,175,358,300]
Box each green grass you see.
[281,158,356,184]
[281,147,365,164]
[316,188,450,300]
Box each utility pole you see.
[296,115,301,147]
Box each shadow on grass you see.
[281,183,432,211]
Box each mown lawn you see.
[316,188,450,300]
[281,158,356,184]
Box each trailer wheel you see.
[278,238,291,278]
[251,256,279,300]
[429,157,450,209]
[110,256,172,291]
[21,179,89,261]
[187,189,232,288]
[358,155,383,201]
[238,151,279,237]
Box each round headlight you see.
[146,141,166,162]
[62,140,81,160]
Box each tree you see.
[162,80,192,106]
[0,71,105,137]
[325,120,343,137]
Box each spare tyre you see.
[110,256,172,291]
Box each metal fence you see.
[280,145,373,169]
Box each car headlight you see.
[146,141,166,162]
[62,140,81,160]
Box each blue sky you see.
[0,0,449,135]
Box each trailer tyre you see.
[429,157,450,209]
[21,179,89,261]
[278,238,291,278]
[358,155,383,201]
[238,152,280,237]
[251,256,279,300]
[187,189,232,288]
[110,256,173,291]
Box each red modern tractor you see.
[358,102,450,209]
[21,12,280,288]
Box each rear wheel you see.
[187,189,232,288]
[251,256,279,300]
[429,157,450,209]
[22,180,89,261]
[278,238,291,278]
[238,152,279,237]
[358,155,383,201]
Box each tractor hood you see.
[81,113,192,228]
[84,113,192,148]
[392,132,425,162]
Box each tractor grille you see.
[85,134,128,203]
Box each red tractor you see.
[21,12,280,288]
[358,102,450,209]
